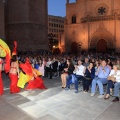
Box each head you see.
[11,55,17,62]
[67,59,72,66]
[89,62,94,68]
[85,58,89,63]
[77,60,82,65]
[101,60,107,67]
[113,64,120,71]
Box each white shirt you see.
[74,65,85,76]
[46,61,52,67]
[109,69,120,82]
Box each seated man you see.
[91,60,110,98]
[65,60,85,93]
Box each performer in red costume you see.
[9,41,20,93]
[9,55,20,93]
[0,39,11,95]
[25,68,47,90]
[0,58,3,95]
[18,57,46,90]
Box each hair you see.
[11,55,17,62]
[67,59,73,67]
[113,64,120,70]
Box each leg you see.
[113,82,120,97]
[85,80,92,92]
[63,74,68,88]
[74,75,83,90]
[112,82,120,102]
[61,74,64,87]
[106,80,114,94]
[97,78,108,95]
[91,77,98,94]
[0,71,3,95]
[82,78,86,91]
[66,74,72,88]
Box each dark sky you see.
[48,0,76,17]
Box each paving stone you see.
[37,114,58,120]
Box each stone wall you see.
[64,0,120,52]
[5,0,48,51]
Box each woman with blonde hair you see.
[104,64,120,99]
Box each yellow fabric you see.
[33,68,42,76]
[17,72,31,88]
[0,47,6,57]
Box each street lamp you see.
[48,33,58,52]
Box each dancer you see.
[17,58,33,88]
[0,57,4,95]
[25,68,46,90]
[9,41,20,93]
[0,39,11,95]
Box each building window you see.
[72,14,76,24]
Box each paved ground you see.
[0,72,120,120]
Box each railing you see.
[81,14,120,23]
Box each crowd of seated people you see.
[16,51,120,102]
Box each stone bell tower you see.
[5,0,48,51]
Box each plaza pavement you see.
[0,72,120,120]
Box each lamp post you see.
[48,33,58,52]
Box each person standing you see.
[9,55,20,93]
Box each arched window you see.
[72,14,76,24]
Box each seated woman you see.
[104,64,120,99]
[61,59,68,88]
[83,62,95,93]
[64,59,75,90]
[9,55,20,93]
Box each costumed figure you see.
[0,39,11,95]
[17,58,33,88]
[25,68,46,90]
[9,41,20,93]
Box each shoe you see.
[97,94,104,98]
[91,93,95,97]
[104,96,110,100]
[104,94,110,100]
[65,87,70,90]
[74,90,78,93]
[112,97,119,102]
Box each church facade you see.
[0,0,48,51]
[64,0,120,53]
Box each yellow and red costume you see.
[17,58,33,88]
[25,68,46,90]
[0,39,11,95]
[0,60,3,95]
[9,73,20,93]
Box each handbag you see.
[107,76,116,82]
[84,76,91,81]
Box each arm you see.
[103,67,110,78]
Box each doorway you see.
[97,39,107,53]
